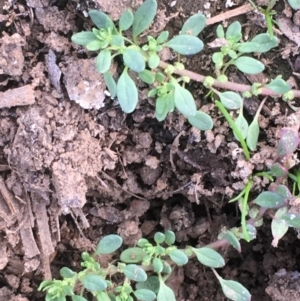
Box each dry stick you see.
[159,61,300,98]
[206,3,254,26]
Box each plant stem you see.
[158,61,300,98]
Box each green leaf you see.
[275,184,292,200]
[156,31,169,44]
[96,291,111,301]
[212,52,224,65]
[266,77,291,94]
[123,264,147,282]
[169,249,188,265]
[71,31,97,46]
[104,72,117,98]
[132,0,157,39]
[216,25,224,38]
[138,69,155,84]
[218,278,251,301]
[117,69,138,113]
[81,275,107,292]
[123,48,145,72]
[234,108,248,140]
[281,212,300,228]
[89,10,114,30]
[162,261,172,274]
[120,247,147,263]
[86,40,103,51]
[254,191,286,208]
[246,118,259,151]
[251,33,278,52]
[180,14,206,36]
[119,9,134,31]
[72,296,88,301]
[134,289,156,301]
[220,230,241,253]
[111,35,124,47]
[277,128,299,157]
[154,232,165,244]
[157,279,176,301]
[96,234,122,255]
[237,42,259,53]
[174,84,196,117]
[192,247,225,268]
[226,21,242,42]
[165,35,203,55]
[288,0,300,9]
[164,230,176,245]
[188,110,213,130]
[152,258,164,273]
[96,50,111,74]
[272,207,289,247]
[148,53,160,69]
[136,276,160,293]
[233,56,265,74]
[155,96,169,121]
[270,162,288,178]
[60,267,76,278]
[219,91,242,109]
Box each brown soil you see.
[0,1,300,301]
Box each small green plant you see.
[71,0,293,157]
[39,232,252,301]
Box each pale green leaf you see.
[119,9,134,31]
[157,280,176,301]
[237,42,259,53]
[169,249,188,265]
[272,207,289,247]
[266,77,291,94]
[96,50,111,73]
[220,230,241,253]
[138,70,155,84]
[157,31,169,44]
[96,234,122,255]
[281,212,300,228]
[152,258,164,273]
[233,57,265,74]
[192,247,225,268]
[174,84,196,117]
[246,118,259,151]
[104,72,117,98]
[165,35,203,55]
[148,53,160,69]
[71,31,97,46]
[188,110,213,130]
[136,276,160,294]
[234,109,248,140]
[60,267,76,278]
[288,0,300,9]
[254,191,286,208]
[123,48,145,72]
[120,247,147,263]
[251,33,278,52]
[180,14,206,36]
[134,289,156,301]
[81,275,107,292]
[124,264,147,282]
[72,296,88,301]
[132,0,157,39]
[219,278,251,301]
[164,230,176,245]
[226,21,242,42]
[117,69,138,113]
[86,40,102,51]
[219,91,243,109]
[89,10,114,30]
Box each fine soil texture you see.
[1,1,300,301]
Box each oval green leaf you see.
[220,230,241,253]
[71,31,97,46]
[117,69,138,113]
[271,207,289,247]
[281,212,300,228]
[123,48,145,72]
[96,291,111,301]
[148,53,160,69]
[180,14,206,36]
[81,275,107,292]
[234,110,248,140]
[157,279,176,301]
[226,21,242,42]
[277,128,299,157]
[219,278,251,301]
[72,296,88,301]
[157,31,169,44]
[251,33,279,52]
[254,191,286,208]
[89,10,114,30]
[192,247,225,268]
[169,249,188,265]
[155,96,169,121]
[104,72,117,98]
[164,230,176,245]
[120,247,147,263]
[152,258,164,273]
[86,40,103,51]
[233,56,265,74]
[246,118,259,151]
[124,264,147,282]
[219,91,242,109]
[174,84,196,117]
[134,289,156,301]
[96,234,122,255]
[165,35,203,55]
[132,0,157,39]
[154,232,165,244]
[237,42,259,53]
[96,50,111,74]
[138,69,155,84]
[136,276,160,293]
[188,110,213,131]
[60,267,76,278]
[119,9,134,31]
[266,77,291,94]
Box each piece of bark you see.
[0,85,35,108]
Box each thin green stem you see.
[215,100,250,160]
[241,179,252,242]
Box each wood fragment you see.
[0,85,35,108]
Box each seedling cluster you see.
[38,1,300,300]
